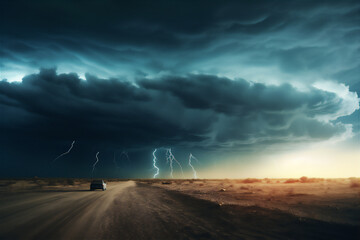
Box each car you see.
[90,179,107,191]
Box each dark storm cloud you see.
[139,75,342,116]
[2,0,359,88]
[1,0,359,177]
[0,69,350,150]
[2,0,356,44]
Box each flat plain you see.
[0,178,359,240]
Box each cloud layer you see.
[1,0,359,177]
[1,0,359,94]
[1,69,356,152]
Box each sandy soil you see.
[148,178,360,226]
[0,179,359,240]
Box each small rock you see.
[220,188,226,192]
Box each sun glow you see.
[202,147,360,179]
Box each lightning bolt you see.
[152,149,160,178]
[92,152,100,177]
[188,153,199,179]
[166,148,184,178]
[53,140,75,163]
[165,149,173,177]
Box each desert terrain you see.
[0,178,359,240]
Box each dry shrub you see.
[285,178,299,183]
[242,178,261,184]
[299,176,324,183]
[299,176,308,183]
[350,178,360,188]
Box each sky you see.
[0,0,359,178]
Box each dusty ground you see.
[0,178,359,240]
[149,178,360,226]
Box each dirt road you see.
[0,181,358,240]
